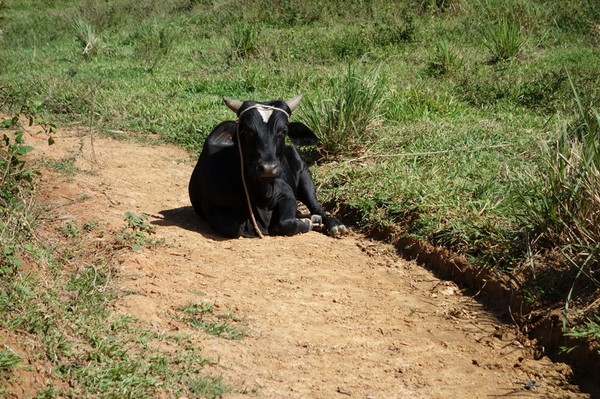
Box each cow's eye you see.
[276,128,287,137]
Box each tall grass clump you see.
[73,19,103,58]
[301,65,385,158]
[482,17,524,63]
[517,82,600,313]
[136,24,177,72]
[427,40,459,77]
[231,24,261,60]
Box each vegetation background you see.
[0,0,599,397]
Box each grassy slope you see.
[1,0,600,388]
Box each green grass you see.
[1,0,600,383]
[482,16,524,63]
[182,302,246,340]
[300,64,386,158]
[0,212,226,397]
[116,211,164,252]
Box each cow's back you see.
[188,122,244,221]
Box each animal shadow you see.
[151,206,228,240]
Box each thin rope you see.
[235,104,290,239]
[344,143,515,163]
[237,123,264,238]
[238,104,290,120]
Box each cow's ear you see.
[287,122,319,146]
[207,122,236,147]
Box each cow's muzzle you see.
[257,161,281,182]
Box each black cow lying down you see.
[188,95,348,238]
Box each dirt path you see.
[29,126,587,398]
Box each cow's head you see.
[222,95,318,183]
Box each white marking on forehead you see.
[257,107,273,123]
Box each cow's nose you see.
[258,162,281,180]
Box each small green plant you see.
[182,302,245,340]
[73,19,103,58]
[124,211,153,232]
[0,347,21,376]
[565,315,600,341]
[136,24,177,72]
[373,10,416,46]
[41,154,78,178]
[301,65,385,158]
[427,41,459,77]
[0,130,35,205]
[0,130,36,250]
[189,376,230,399]
[116,211,161,251]
[482,17,524,63]
[330,27,370,60]
[59,220,80,239]
[231,24,260,60]
[83,219,100,232]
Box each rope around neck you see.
[236,105,290,239]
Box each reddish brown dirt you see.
[21,125,589,398]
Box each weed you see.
[330,29,370,61]
[565,315,600,341]
[373,9,416,46]
[231,24,260,60]
[516,79,600,320]
[482,17,525,63]
[427,41,459,77]
[73,18,103,58]
[0,347,21,376]
[0,129,37,259]
[83,219,100,232]
[135,24,177,72]
[0,130,35,206]
[116,212,161,252]
[182,302,246,340]
[300,64,385,158]
[189,375,230,399]
[41,154,79,178]
[59,220,80,239]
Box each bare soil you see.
[23,125,590,398]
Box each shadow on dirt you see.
[151,206,229,241]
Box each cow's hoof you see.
[330,224,349,238]
[310,214,323,226]
[298,218,313,233]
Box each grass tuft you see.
[182,302,246,340]
[427,40,460,77]
[300,64,385,159]
[73,18,103,58]
[482,17,525,63]
[231,24,261,60]
[515,78,600,320]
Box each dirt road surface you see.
[29,125,587,399]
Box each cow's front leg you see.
[296,170,348,238]
[269,197,313,236]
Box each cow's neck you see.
[249,179,275,205]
